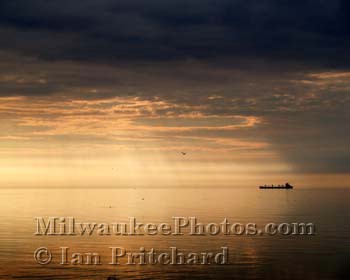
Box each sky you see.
[0,0,349,188]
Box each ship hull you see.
[259,186,293,189]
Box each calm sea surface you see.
[0,188,349,279]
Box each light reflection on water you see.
[0,188,349,279]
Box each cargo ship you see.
[259,182,293,189]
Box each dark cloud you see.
[0,0,349,65]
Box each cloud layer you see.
[0,0,349,64]
[0,1,349,179]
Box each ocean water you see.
[0,187,349,279]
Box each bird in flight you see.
[181,152,187,156]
